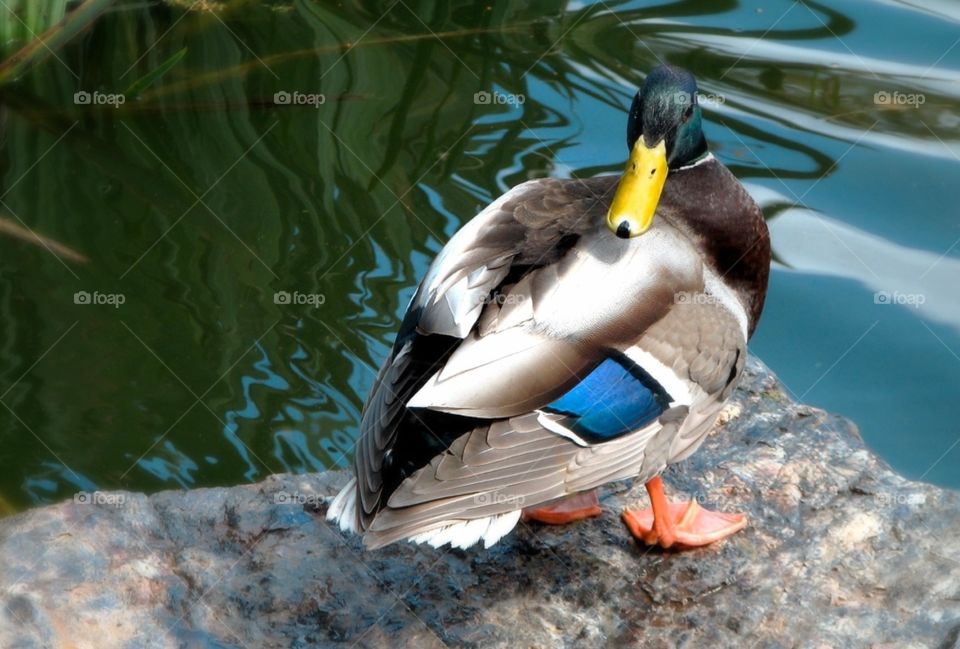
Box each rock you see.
[1,358,958,648]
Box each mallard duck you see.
[328,65,770,550]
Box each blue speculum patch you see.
[544,355,672,442]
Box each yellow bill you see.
[606,138,668,238]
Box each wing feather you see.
[352,177,615,529]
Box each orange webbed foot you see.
[522,490,602,525]
[621,476,746,549]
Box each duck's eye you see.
[682,105,694,123]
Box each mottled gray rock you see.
[1,358,958,648]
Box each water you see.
[0,0,958,513]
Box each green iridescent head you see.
[608,65,710,239]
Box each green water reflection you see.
[1,0,958,512]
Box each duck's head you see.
[607,65,709,239]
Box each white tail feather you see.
[482,510,522,548]
[326,478,358,533]
[409,510,522,550]
[326,477,522,550]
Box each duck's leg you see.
[522,490,602,525]
[621,476,746,548]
